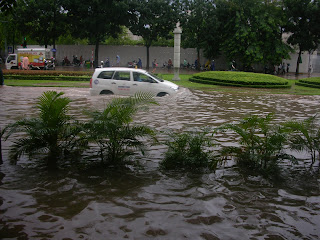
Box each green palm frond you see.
[283,115,320,165]
[85,93,157,165]
[3,91,87,168]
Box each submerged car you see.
[89,67,179,97]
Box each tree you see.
[2,91,87,169]
[283,0,320,75]
[12,0,67,54]
[179,0,220,70]
[62,0,129,67]
[0,0,16,13]
[216,0,291,70]
[128,0,178,70]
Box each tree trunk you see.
[146,45,150,70]
[94,39,100,68]
[0,128,3,164]
[295,48,302,75]
[197,48,200,71]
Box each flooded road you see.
[1,86,320,240]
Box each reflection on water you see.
[0,86,320,239]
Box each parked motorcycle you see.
[44,59,55,70]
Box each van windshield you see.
[149,73,164,82]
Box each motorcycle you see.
[44,59,55,70]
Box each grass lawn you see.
[3,71,320,95]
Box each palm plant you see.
[284,116,320,167]
[2,91,87,168]
[219,114,290,172]
[160,129,217,171]
[85,92,158,166]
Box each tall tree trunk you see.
[146,45,150,70]
[197,48,200,71]
[295,48,302,75]
[94,39,100,68]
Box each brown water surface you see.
[0,86,320,239]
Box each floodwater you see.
[0,86,320,240]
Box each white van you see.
[89,67,179,97]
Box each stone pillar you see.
[172,25,182,81]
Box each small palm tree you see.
[2,91,87,168]
[284,115,320,167]
[85,92,158,166]
[160,129,217,171]
[219,114,290,172]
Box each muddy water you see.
[1,86,320,240]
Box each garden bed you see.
[190,71,290,88]
[296,77,320,89]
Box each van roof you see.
[94,67,148,74]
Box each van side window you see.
[133,73,155,83]
[97,71,114,79]
[114,71,130,81]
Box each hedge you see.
[190,77,290,89]
[2,69,93,76]
[4,75,90,81]
[190,71,289,88]
[296,78,320,89]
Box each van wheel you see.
[157,92,168,97]
[100,90,114,95]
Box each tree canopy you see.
[283,0,320,74]
[128,0,178,69]
[1,0,319,72]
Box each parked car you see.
[89,67,179,97]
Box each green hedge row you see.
[296,78,320,89]
[190,71,289,88]
[3,69,93,76]
[190,77,290,88]
[4,75,90,81]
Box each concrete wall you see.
[55,45,209,68]
[11,45,320,73]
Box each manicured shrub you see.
[296,77,320,89]
[190,71,289,88]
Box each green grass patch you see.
[189,71,289,88]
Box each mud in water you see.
[0,86,320,240]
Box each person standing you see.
[104,58,110,67]
[168,58,172,70]
[152,59,157,73]
[116,55,120,67]
[138,58,142,69]
[210,60,215,71]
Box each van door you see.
[112,71,132,95]
[6,54,17,69]
[132,72,158,95]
